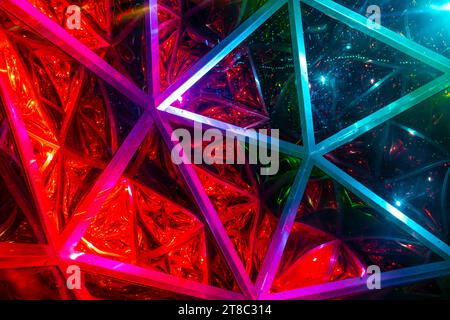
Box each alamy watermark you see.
[171,122,280,175]
[366,265,382,290]
[366,5,381,29]
[66,265,81,290]
[66,5,81,30]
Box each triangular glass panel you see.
[158,0,270,88]
[19,1,148,89]
[168,118,301,282]
[327,87,450,245]
[170,4,302,144]
[271,167,441,294]
[0,14,144,233]
[73,125,242,293]
[300,4,443,142]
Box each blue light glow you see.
[431,3,450,11]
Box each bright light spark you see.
[46,152,54,161]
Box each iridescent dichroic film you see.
[0,0,449,300]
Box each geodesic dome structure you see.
[0,0,449,300]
